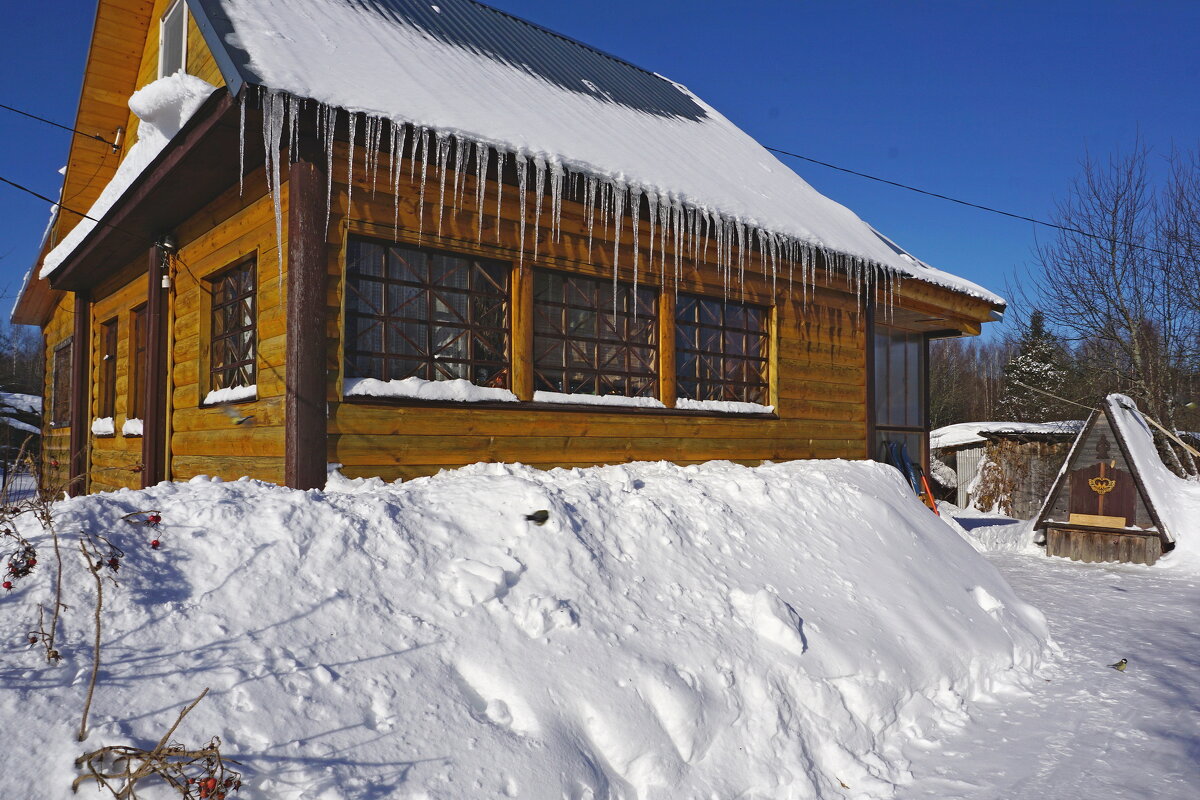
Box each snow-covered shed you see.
[13,0,1004,493]
[1035,396,1178,565]
[931,421,1081,517]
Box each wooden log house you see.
[13,0,1005,495]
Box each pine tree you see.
[1000,310,1069,421]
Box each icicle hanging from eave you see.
[248,89,905,319]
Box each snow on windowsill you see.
[39,72,218,278]
[675,398,774,415]
[122,418,144,437]
[532,391,665,409]
[344,377,518,403]
[91,417,115,437]
[203,384,258,406]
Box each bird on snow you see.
[1108,658,1128,671]
[525,510,550,525]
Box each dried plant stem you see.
[78,541,104,742]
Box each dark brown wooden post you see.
[142,245,168,487]
[68,292,90,496]
[864,290,877,460]
[286,152,329,489]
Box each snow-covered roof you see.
[1105,394,1200,550]
[931,420,1084,450]
[188,0,1003,305]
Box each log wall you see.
[322,143,875,481]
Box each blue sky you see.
[2,0,1198,336]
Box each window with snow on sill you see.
[675,398,774,414]
[531,391,665,409]
[344,377,518,403]
[203,384,257,406]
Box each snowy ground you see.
[906,515,1200,799]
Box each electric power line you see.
[0,102,119,150]
[0,174,140,242]
[763,145,1179,259]
[0,96,1190,262]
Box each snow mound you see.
[41,73,218,277]
[0,460,1049,798]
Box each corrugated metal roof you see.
[190,0,706,120]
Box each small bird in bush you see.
[525,510,550,525]
[1108,658,1128,672]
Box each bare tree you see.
[1031,142,1200,475]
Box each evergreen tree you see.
[1000,311,1069,421]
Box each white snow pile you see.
[1106,394,1200,570]
[930,420,1083,450]
[90,417,115,436]
[213,0,1002,304]
[0,459,1050,798]
[121,417,144,437]
[202,383,259,406]
[344,376,518,403]
[40,73,218,277]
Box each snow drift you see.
[0,460,1048,798]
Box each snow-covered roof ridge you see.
[931,420,1084,450]
[191,0,1004,305]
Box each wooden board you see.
[1046,527,1162,565]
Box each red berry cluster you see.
[189,775,241,799]
[3,544,37,591]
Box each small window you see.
[98,319,119,419]
[129,305,148,421]
[344,237,511,388]
[209,258,257,394]
[675,295,769,405]
[532,270,658,398]
[52,338,73,427]
[159,0,188,79]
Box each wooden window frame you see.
[343,236,512,389]
[97,318,119,421]
[158,0,188,79]
[674,293,770,405]
[871,323,930,469]
[531,267,658,399]
[127,305,148,428]
[204,256,258,404]
[51,337,72,427]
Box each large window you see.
[676,295,768,405]
[158,0,188,79]
[345,237,510,387]
[129,305,147,421]
[98,319,119,419]
[532,270,657,398]
[209,258,257,393]
[51,338,72,427]
[873,325,926,464]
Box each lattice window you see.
[129,305,147,420]
[344,237,510,388]
[675,294,769,404]
[209,258,257,393]
[533,270,658,398]
[98,319,119,419]
[52,338,72,427]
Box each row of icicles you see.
[247,87,902,315]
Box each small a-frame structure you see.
[1035,395,1175,565]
